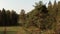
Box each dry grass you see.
[41,29,55,34]
[0,26,57,34]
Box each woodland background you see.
[0,0,60,34]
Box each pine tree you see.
[6,10,11,26]
[52,0,57,17]
[0,10,2,26]
[48,1,53,15]
[1,8,7,26]
[18,9,26,26]
[10,10,19,26]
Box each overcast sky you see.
[0,0,60,14]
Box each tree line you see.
[0,1,59,31]
[0,8,19,26]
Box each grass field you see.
[0,31,16,34]
[0,26,23,31]
[0,26,22,34]
[0,26,55,34]
[0,26,41,34]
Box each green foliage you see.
[0,1,58,34]
[22,1,56,31]
[0,8,19,26]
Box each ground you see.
[0,26,41,34]
[0,26,56,34]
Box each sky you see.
[0,0,60,14]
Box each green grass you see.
[0,27,19,34]
[0,31,16,34]
[0,31,4,34]
[0,26,23,31]
[6,31,17,34]
[0,26,42,34]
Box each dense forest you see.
[0,0,60,34]
[0,8,19,26]
[18,1,60,34]
[0,0,59,27]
